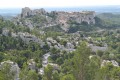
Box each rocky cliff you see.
[21,7,46,18]
[13,7,96,31]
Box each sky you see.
[0,0,120,8]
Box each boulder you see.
[27,59,36,71]
[0,60,20,80]
[88,43,108,52]
[23,20,33,29]
[66,42,75,49]
[101,60,119,67]
[2,28,10,36]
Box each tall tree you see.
[43,64,53,80]
[60,74,75,80]
[0,63,15,80]
[73,42,91,80]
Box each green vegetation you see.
[0,12,120,80]
[97,13,120,28]
[68,21,97,33]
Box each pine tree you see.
[73,42,91,80]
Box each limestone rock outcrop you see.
[21,7,46,18]
[27,59,36,71]
[14,7,96,31]
[2,28,10,36]
[88,43,108,52]
[17,32,45,46]
[55,11,95,25]
[101,60,119,67]
[0,60,20,80]
[21,7,32,18]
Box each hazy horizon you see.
[0,0,120,8]
[0,5,120,13]
[0,5,120,17]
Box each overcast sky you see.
[0,0,120,8]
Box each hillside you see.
[0,7,120,80]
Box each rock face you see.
[32,8,46,15]
[17,32,44,45]
[2,28,45,47]
[23,20,33,29]
[55,11,95,26]
[88,43,108,52]
[0,60,20,80]
[14,7,96,31]
[2,28,10,36]
[21,7,46,18]
[46,37,76,52]
[21,7,32,18]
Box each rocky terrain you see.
[13,7,95,31]
[0,7,120,80]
